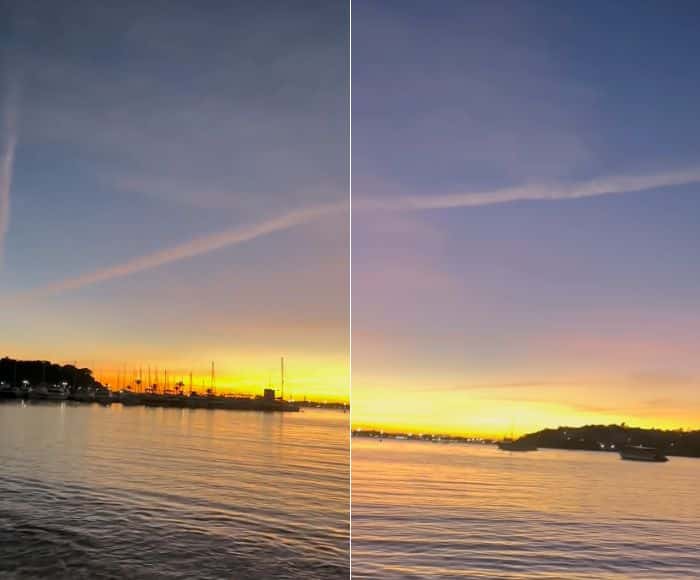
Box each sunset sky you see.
[0,1,349,400]
[353,1,700,435]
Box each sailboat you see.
[497,420,537,452]
[497,438,538,452]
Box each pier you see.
[121,388,300,412]
[0,384,300,412]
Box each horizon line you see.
[352,421,700,439]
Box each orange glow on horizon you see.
[96,367,349,403]
[6,349,348,403]
[351,376,700,438]
[352,415,698,440]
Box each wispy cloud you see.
[357,167,700,211]
[7,202,345,303]
[406,380,584,394]
[0,79,19,268]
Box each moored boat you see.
[70,387,96,403]
[46,384,69,400]
[497,438,538,452]
[28,383,49,399]
[94,386,112,405]
[28,382,69,400]
[619,444,668,462]
[0,382,21,398]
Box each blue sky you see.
[0,0,349,398]
[3,0,699,416]
[352,0,700,433]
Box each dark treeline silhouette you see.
[0,357,103,388]
[519,424,700,458]
[352,425,700,458]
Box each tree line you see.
[0,357,103,389]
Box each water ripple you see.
[0,403,349,579]
[352,439,700,579]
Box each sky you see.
[0,0,349,401]
[352,0,700,436]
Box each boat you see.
[497,438,538,452]
[70,387,96,403]
[28,383,49,399]
[120,390,143,406]
[498,419,538,452]
[28,383,69,400]
[0,382,21,398]
[93,386,112,405]
[46,384,69,400]
[619,444,668,462]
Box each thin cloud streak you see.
[8,165,697,300]
[9,202,345,302]
[0,80,19,268]
[410,380,585,393]
[357,167,700,211]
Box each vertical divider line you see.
[348,0,353,576]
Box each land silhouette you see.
[518,424,700,458]
[353,424,700,458]
[0,357,102,389]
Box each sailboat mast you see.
[280,356,285,401]
[211,361,215,395]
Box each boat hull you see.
[619,446,668,462]
[498,441,538,452]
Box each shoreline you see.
[0,391,349,414]
[353,425,700,459]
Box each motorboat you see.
[619,444,668,462]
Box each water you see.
[352,438,700,579]
[0,402,349,579]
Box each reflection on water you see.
[0,402,349,579]
[352,438,700,579]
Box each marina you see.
[0,357,307,413]
[1,380,300,412]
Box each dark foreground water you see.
[0,402,349,579]
[352,438,700,579]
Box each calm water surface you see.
[352,438,700,579]
[0,402,348,579]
